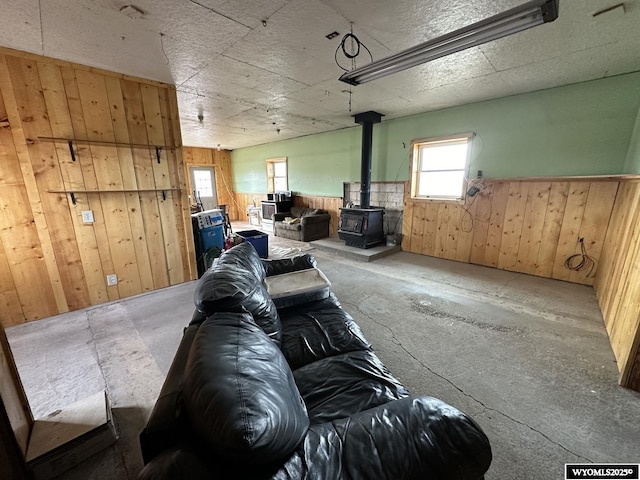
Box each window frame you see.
[266,156,288,193]
[409,133,474,201]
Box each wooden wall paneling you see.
[1,55,69,316]
[420,202,440,257]
[497,181,529,271]
[628,338,640,391]
[61,67,119,302]
[455,196,478,263]
[401,194,413,251]
[0,50,190,323]
[0,324,32,455]
[568,182,619,284]
[482,181,510,267]
[434,203,451,258]
[0,88,57,324]
[140,84,184,286]
[594,184,627,318]
[104,75,156,293]
[183,147,236,222]
[76,70,143,298]
[597,183,639,321]
[158,90,194,281]
[409,202,426,254]
[599,183,640,368]
[0,234,23,326]
[290,194,342,236]
[233,192,264,223]
[159,91,198,280]
[121,79,170,290]
[442,204,461,261]
[610,218,640,384]
[534,182,569,278]
[215,152,236,220]
[5,55,88,312]
[515,182,551,275]
[552,182,590,284]
[324,197,343,237]
[469,182,494,264]
[39,62,110,305]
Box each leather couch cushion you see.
[262,254,317,277]
[183,313,309,465]
[279,294,371,369]
[293,349,410,423]
[193,242,281,345]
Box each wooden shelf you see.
[49,189,180,194]
[48,188,180,204]
[38,136,176,150]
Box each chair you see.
[273,207,330,242]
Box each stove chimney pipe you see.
[353,111,383,209]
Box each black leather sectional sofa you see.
[138,241,492,479]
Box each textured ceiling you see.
[0,0,639,149]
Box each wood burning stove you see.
[338,207,384,248]
[338,110,385,249]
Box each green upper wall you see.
[231,72,640,196]
[624,104,640,174]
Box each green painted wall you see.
[624,104,640,174]
[231,72,640,196]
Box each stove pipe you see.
[353,111,383,209]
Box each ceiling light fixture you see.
[338,0,558,86]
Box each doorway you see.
[189,166,218,211]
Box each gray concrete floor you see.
[7,224,640,479]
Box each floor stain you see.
[409,298,524,335]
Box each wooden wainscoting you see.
[233,193,343,236]
[0,48,194,326]
[233,193,268,223]
[594,180,640,390]
[293,195,343,237]
[402,178,620,286]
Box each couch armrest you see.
[300,214,331,226]
[139,324,200,464]
[283,396,492,480]
[261,254,317,277]
[272,212,290,222]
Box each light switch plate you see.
[106,274,118,286]
[81,210,94,223]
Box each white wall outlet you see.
[81,210,94,223]
[106,274,118,286]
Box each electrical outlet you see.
[81,210,94,223]
[106,274,118,286]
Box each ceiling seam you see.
[185,0,253,29]
[38,0,44,55]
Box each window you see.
[410,134,473,200]
[192,169,214,197]
[266,157,288,193]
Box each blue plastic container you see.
[201,224,225,250]
[237,229,268,258]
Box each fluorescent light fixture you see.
[339,0,558,85]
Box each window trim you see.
[266,156,288,193]
[410,133,474,201]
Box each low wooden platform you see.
[310,236,401,262]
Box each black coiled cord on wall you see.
[564,238,597,277]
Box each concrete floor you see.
[7,225,640,479]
